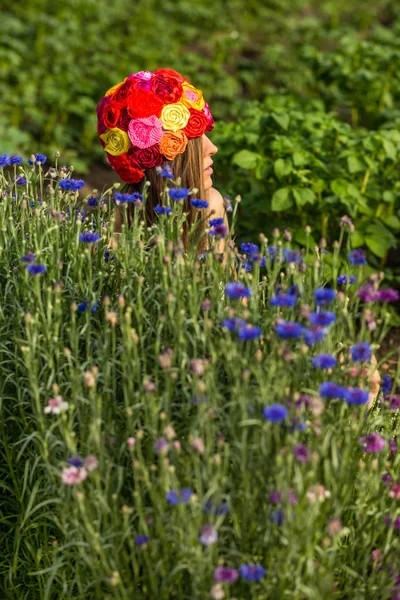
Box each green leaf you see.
[294,228,317,247]
[365,236,391,258]
[292,151,307,166]
[292,187,316,206]
[383,191,395,203]
[351,231,365,247]
[271,188,293,211]
[232,150,262,170]
[382,215,400,231]
[274,158,292,179]
[271,112,290,130]
[347,155,364,174]
[382,139,397,160]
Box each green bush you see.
[213,93,400,272]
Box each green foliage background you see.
[2,0,400,270]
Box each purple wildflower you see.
[209,224,228,237]
[221,318,248,332]
[21,251,35,263]
[166,488,193,505]
[199,524,218,546]
[214,567,239,584]
[270,508,284,525]
[389,440,398,454]
[67,456,84,468]
[303,327,328,346]
[134,535,149,546]
[80,232,100,243]
[270,293,297,307]
[382,375,392,394]
[377,289,399,302]
[269,491,282,503]
[283,249,302,263]
[359,433,386,453]
[241,242,259,254]
[293,443,308,462]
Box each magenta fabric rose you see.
[128,115,164,149]
[96,96,110,135]
[129,70,154,90]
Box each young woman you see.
[96,68,228,254]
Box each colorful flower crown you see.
[96,68,214,184]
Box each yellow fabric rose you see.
[161,102,190,132]
[105,78,127,96]
[180,82,205,110]
[100,128,130,156]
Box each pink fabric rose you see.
[128,115,163,149]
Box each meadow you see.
[0,156,399,599]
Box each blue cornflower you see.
[154,205,172,215]
[166,488,193,505]
[190,199,209,209]
[9,155,23,165]
[239,564,266,582]
[320,381,346,399]
[283,249,302,263]
[209,218,224,227]
[203,500,230,515]
[27,154,47,165]
[240,242,259,254]
[16,176,26,185]
[221,318,248,332]
[311,354,337,369]
[344,387,369,405]
[76,209,86,223]
[59,178,85,191]
[303,327,328,346]
[237,325,262,341]
[350,275,356,283]
[26,264,46,276]
[350,342,372,362]
[275,321,303,339]
[0,154,10,168]
[225,282,252,300]
[80,232,100,243]
[337,274,356,285]
[134,535,149,546]
[239,261,253,272]
[382,375,392,394]
[209,224,228,237]
[288,284,300,296]
[267,246,277,259]
[168,187,189,201]
[270,293,297,308]
[308,311,336,327]
[348,249,367,265]
[87,196,99,207]
[270,509,284,525]
[160,164,174,178]
[263,404,288,423]
[67,456,84,468]
[90,301,99,313]
[77,302,88,313]
[21,252,35,263]
[314,288,336,306]
[115,191,142,203]
[249,253,266,266]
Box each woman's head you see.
[97,68,217,252]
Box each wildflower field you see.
[1,155,400,599]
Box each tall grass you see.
[0,154,399,599]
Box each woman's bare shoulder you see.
[207,187,225,218]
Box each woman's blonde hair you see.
[114,137,209,254]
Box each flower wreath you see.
[96,68,214,184]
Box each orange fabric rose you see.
[159,131,188,160]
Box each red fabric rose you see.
[128,144,163,170]
[183,108,208,138]
[110,78,137,108]
[97,96,110,135]
[127,89,164,119]
[150,73,183,104]
[155,68,189,84]
[117,108,132,132]
[106,152,145,184]
[103,101,121,129]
